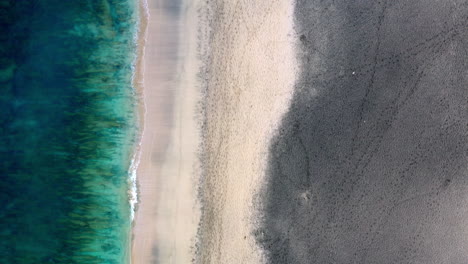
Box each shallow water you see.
[0,0,139,263]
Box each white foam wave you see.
[128,146,141,221]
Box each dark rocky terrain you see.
[258,1,468,263]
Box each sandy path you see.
[131,0,201,263]
[197,0,298,263]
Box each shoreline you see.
[131,0,201,263]
[130,0,149,223]
[128,0,148,263]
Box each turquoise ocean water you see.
[0,0,139,263]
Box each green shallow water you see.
[0,0,139,263]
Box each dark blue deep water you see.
[0,0,139,263]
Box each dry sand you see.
[197,0,298,263]
[131,0,201,263]
[132,0,297,262]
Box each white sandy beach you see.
[131,0,201,263]
[197,0,298,263]
[132,0,297,263]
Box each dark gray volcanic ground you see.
[257,1,468,263]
